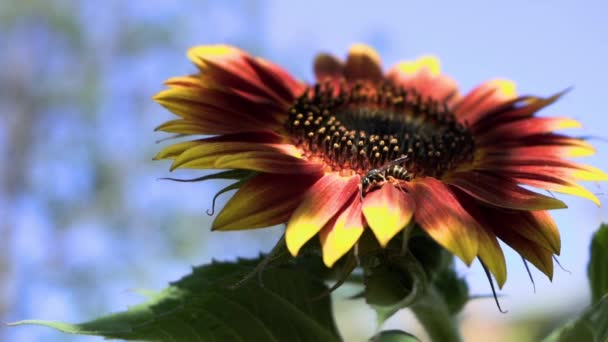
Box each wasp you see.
[360,155,409,199]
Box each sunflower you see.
[153,44,606,287]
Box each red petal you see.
[251,57,306,101]
[343,44,383,83]
[155,78,282,124]
[387,56,460,103]
[410,177,479,265]
[213,173,320,230]
[482,209,557,279]
[446,171,566,210]
[478,117,581,144]
[362,184,415,247]
[319,197,364,267]
[499,231,555,280]
[187,45,293,106]
[472,90,569,132]
[286,174,360,255]
[314,53,344,83]
[454,79,517,124]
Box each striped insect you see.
[360,155,409,199]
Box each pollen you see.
[285,81,475,179]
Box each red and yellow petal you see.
[482,142,596,159]
[409,177,479,265]
[286,174,360,256]
[387,55,459,103]
[154,77,283,127]
[343,44,384,83]
[362,183,415,247]
[187,45,298,106]
[445,171,567,210]
[453,194,508,286]
[510,173,601,206]
[169,143,321,174]
[319,197,365,267]
[483,209,558,279]
[251,57,307,101]
[157,132,323,174]
[496,209,561,255]
[154,131,283,162]
[472,90,570,133]
[455,79,517,125]
[478,117,582,144]
[213,173,320,230]
[500,232,555,280]
[478,159,608,183]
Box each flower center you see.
[285,82,474,180]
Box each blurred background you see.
[1,0,607,341]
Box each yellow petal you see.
[320,199,364,267]
[477,227,507,288]
[394,55,441,76]
[213,173,319,231]
[362,184,415,247]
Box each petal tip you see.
[348,43,381,62]
[396,55,441,76]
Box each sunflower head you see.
[154,43,607,288]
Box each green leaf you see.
[370,329,421,342]
[588,224,608,304]
[10,257,341,342]
[543,294,608,342]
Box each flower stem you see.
[411,286,462,342]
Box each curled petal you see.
[286,174,360,256]
[387,55,459,102]
[314,53,344,83]
[343,44,383,83]
[362,184,415,247]
[320,197,364,267]
[446,171,566,210]
[410,178,479,265]
[213,173,320,230]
